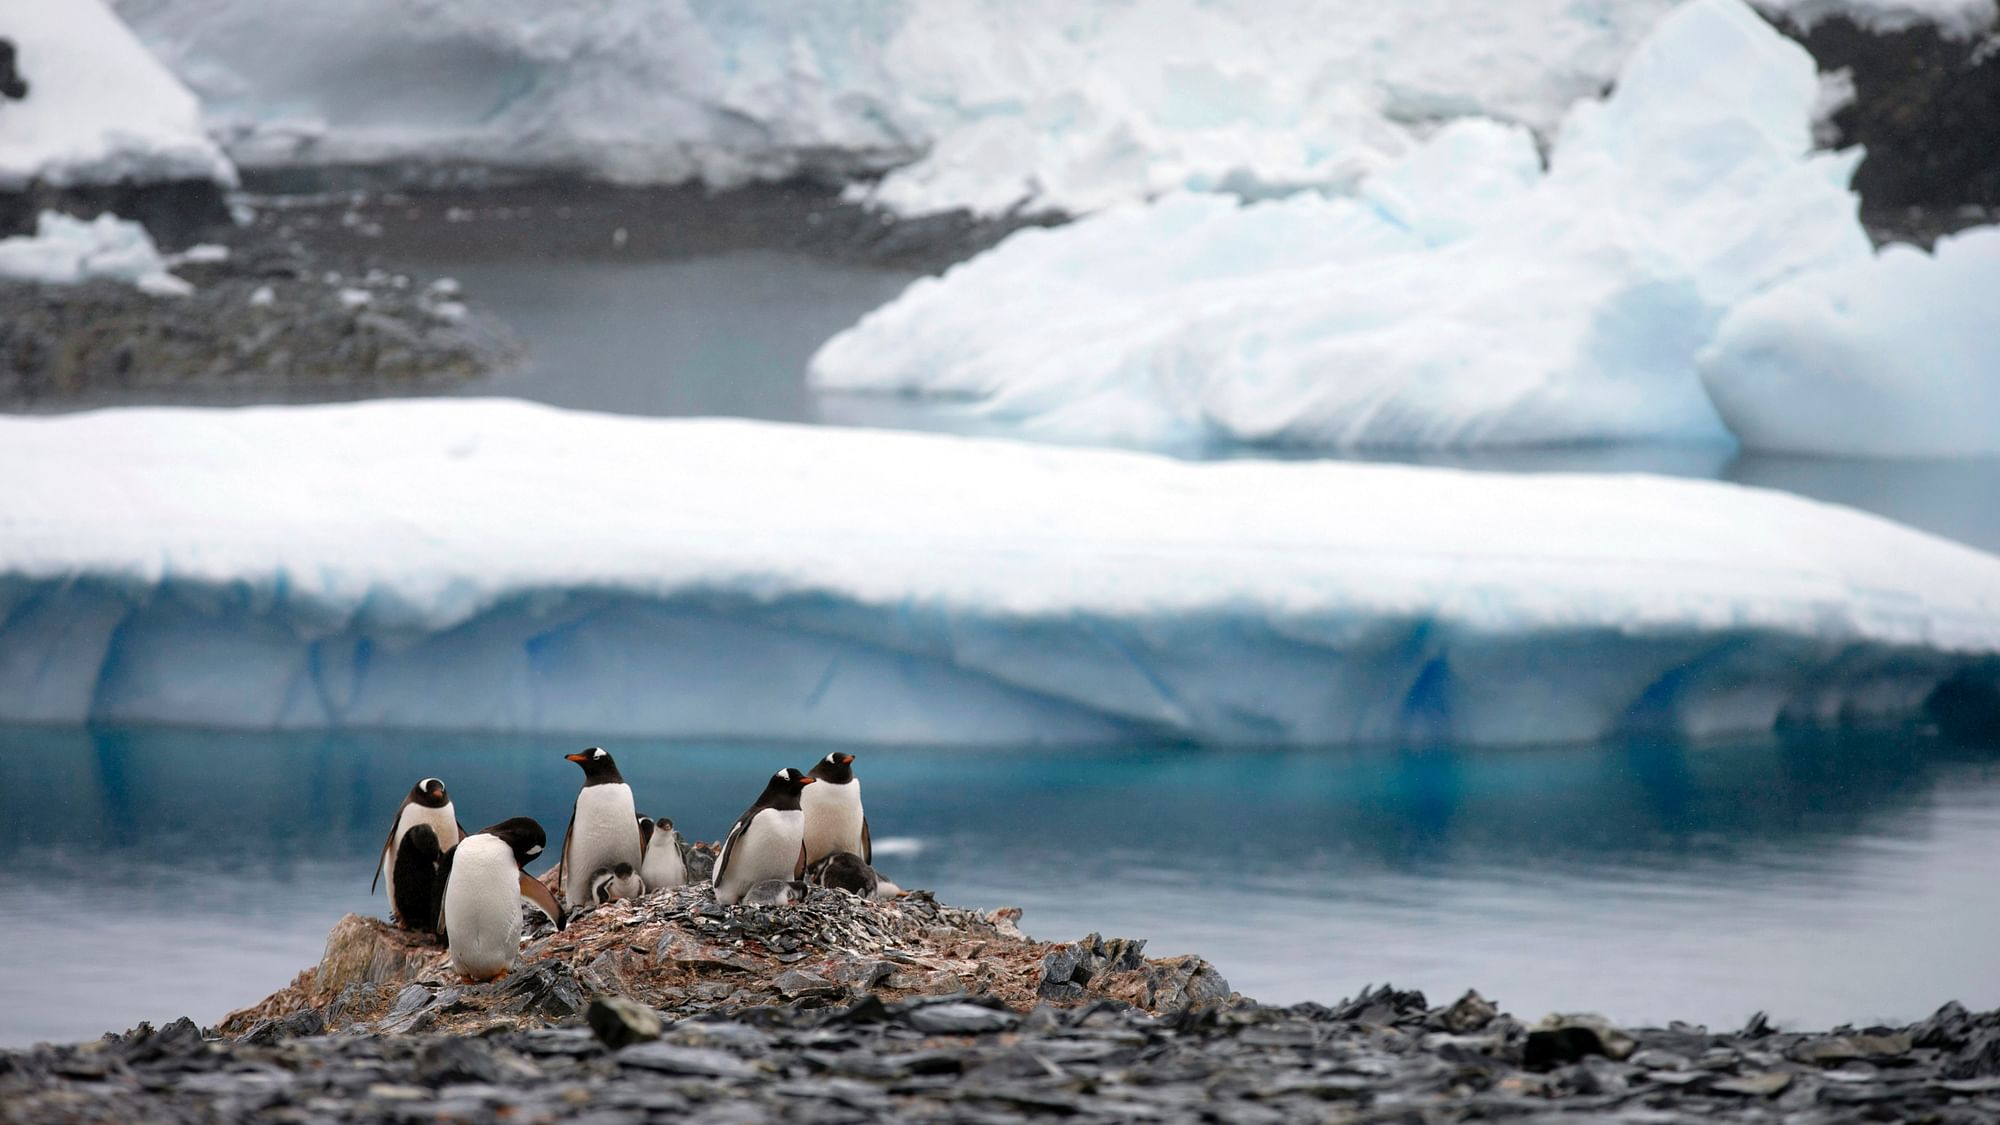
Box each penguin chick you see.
[558,748,642,906]
[637,815,687,892]
[802,752,869,864]
[391,824,446,934]
[440,817,565,982]
[805,851,878,897]
[741,879,808,906]
[373,777,464,921]
[589,862,644,904]
[713,769,815,905]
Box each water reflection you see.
[2,724,1996,1045]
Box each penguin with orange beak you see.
[557,748,642,906]
[802,751,870,865]
[713,768,815,905]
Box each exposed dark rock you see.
[1777,15,2000,217]
[0,38,26,101]
[585,996,664,1048]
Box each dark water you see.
[2,723,1997,1047]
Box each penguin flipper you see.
[520,872,566,931]
[861,817,872,865]
[712,813,751,892]
[372,795,413,894]
[794,840,807,880]
[557,794,579,897]
[433,843,457,944]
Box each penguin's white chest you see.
[801,781,864,864]
[442,836,522,980]
[385,800,459,911]
[716,809,803,903]
[563,784,640,901]
[640,831,687,891]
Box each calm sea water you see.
[2,723,1996,1047]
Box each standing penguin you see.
[802,752,870,865]
[712,769,815,905]
[439,817,565,981]
[391,824,447,934]
[557,748,641,907]
[371,777,464,924]
[637,815,687,891]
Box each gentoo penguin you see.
[589,862,644,904]
[712,768,815,905]
[439,817,565,981]
[806,851,906,901]
[802,752,869,865]
[637,815,687,892]
[372,777,464,924]
[741,879,808,906]
[557,748,642,907]
[391,824,446,934]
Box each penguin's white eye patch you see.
[526,844,543,856]
[592,748,606,759]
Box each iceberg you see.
[1,399,1996,746]
[810,0,1874,451]
[0,0,235,191]
[0,211,192,295]
[1698,226,2000,457]
[113,0,1681,216]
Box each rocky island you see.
[3,883,1997,1123]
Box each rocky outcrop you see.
[217,886,1236,1040]
[1776,15,2000,224]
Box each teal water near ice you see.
[2,723,1996,1048]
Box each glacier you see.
[109,0,1685,217]
[0,0,235,191]
[1698,226,2000,458]
[2,399,1997,746]
[810,0,1875,451]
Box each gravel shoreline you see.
[4,887,1997,1123]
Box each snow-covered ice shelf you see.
[1,0,235,191]
[2,400,1996,745]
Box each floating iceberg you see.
[0,0,235,191]
[811,0,1872,451]
[113,0,1681,216]
[1698,226,2000,457]
[0,211,192,295]
[1,400,1996,746]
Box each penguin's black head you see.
[398,822,443,860]
[613,862,636,878]
[760,768,815,810]
[808,752,856,784]
[565,746,625,785]
[480,817,547,869]
[411,777,450,808]
[637,816,655,848]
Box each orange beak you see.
[837,754,855,765]
[800,776,817,785]
[565,752,590,763]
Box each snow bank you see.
[1698,226,2000,457]
[2,399,1997,746]
[811,0,1871,451]
[0,211,191,295]
[112,0,1679,216]
[0,0,235,190]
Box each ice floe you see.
[0,399,1995,745]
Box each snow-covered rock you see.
[1698,226,2000,457]
[112,0,1680,217]
[0,211,191,295]
[1,399,1996,745]
[811,0,1872,451]
[0,0,235,191]
[1756,0,1996,35]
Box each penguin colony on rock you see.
[373,749,903,982]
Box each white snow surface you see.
[0,0,235,190]
[811,0,1874,451]
[0,211,192,295]
[1,399,1997,746]
[1698,226,2000,457]
[110,0,1683,216]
